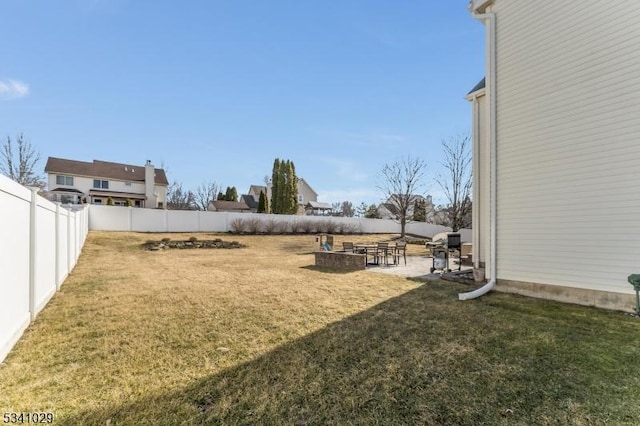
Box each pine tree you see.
[224,186,238,201]
[257,190,268,213]
[270,158,298,214]
[271,158,281,213]
[285,160,298,214]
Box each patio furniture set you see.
[342,241,407,267]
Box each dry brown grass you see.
[0,232,422,423]
[2,232,639,425]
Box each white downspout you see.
[459,10,496,301]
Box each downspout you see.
[459,10,496,300]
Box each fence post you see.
[28,187,38,321]
[55,202,61,290]
[67,206,72,274]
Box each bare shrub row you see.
[229,218,362,235]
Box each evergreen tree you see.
[413,198,427,222]
[270,158,298,214]
[285,160,298,214]
[271,158,281,213]
[224,186,238,201]
[257,190,268,213]
[217,191,225,201]
[364,204,380,219]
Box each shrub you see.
[189,236,198,242]
[299,220,314,234]
[263,218,277,234]
[289,220,301,234]
[278,221,291,234]
[230,218,246,234]
[246,218,261,234]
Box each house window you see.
[157,202,163,209]
[56,175,74,186]
[125,181,132,186]
[93,198,103,204]
[93,179,109,189]
[298,194,303,203]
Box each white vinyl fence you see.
[89,204,465,239]
[1,175,89,362]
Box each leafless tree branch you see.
[435,134,472,231]
[377,155,427,237]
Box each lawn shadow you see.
[299,265,361,274]
[60,283,640,425]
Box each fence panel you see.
[88,205,462,238]
[35,198,57,313]
[58,208,69,283]
[0,177,32,363]
[0,175,89,363]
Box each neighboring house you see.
[245,178,320,214]
[247,185,267,202]
[207,200,251,213]
[305,201,333,216]
[240,194,259,213]
[45,157,168,208]
[467,0,640,311]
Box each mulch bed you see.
[143,238,246,251]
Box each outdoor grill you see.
[447,233,462,272]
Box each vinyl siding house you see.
[467,0,640,311]
[45,157,168,208]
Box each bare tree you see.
[166,182,195,210]
[0,133,44,187]
[436,134,472,231]
[377,155,427,237]
[193,180,219,211]
[341,201,355,217]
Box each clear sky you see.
[1,0,484,207]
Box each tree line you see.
[1,133,472,234]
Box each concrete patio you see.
[366,255,474,281]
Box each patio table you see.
[354,243,399,266]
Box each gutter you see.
[459,10,496,301]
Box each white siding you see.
[472,93,491,267]
[492,1,640,294]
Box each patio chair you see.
[375,242,390,266]
[342,241,355,253]
[393,241,407,265]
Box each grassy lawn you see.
[1,232,639,425]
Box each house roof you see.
[210,200,251,211]
[305,201,332,210]
[89,189,147,200]
[248,185,267,196]
[45,157,169,185]
[240,194,258,209]
[49,187,84,194]
[467,77,486,95]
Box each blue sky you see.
[1,0,484,206]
